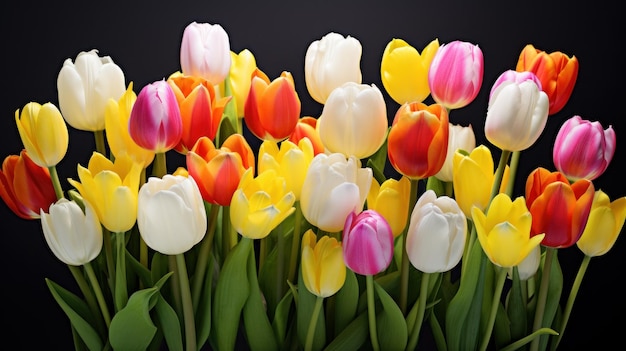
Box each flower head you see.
[220,49,257,118]
[258,138,314,200]
[343,209,394,275]
[576,190,626,257]
[15,102,69,168]
[180,21,231,85]
[366,176,410,238]
[434,123,476,183]
[301,229,346,297]
[288,117,325,156]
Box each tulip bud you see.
[180,21,231,85]
[15,102,69,168]
[343,209,394,275]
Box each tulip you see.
[516,44,579,115]
[484,70,549,152]
[301,229,346,297]
[186,134,255,206]
[343,209,394,275]
[104,83,155,168]
[472,193,544,268]
[258,138,314,200]
[288,116,325,156]
[15,102,69,168]
[0,150,57,219]
[305,32,363,104]
[300,153,372,233]
[406,190,467,273]
[576,190,626,257]
[380,38,439,105]
[57,49,126,131]
[434,123,476,182]
[452,145,510,218]
[244,69,301,142]
[167,73,232,154]
[180,21,231,85]
[387,102,449,179]
[137,174,207,255]
[230,168,296,240]
[366,176,411,238]
[489,70,542,99]
[40,198,103,266]
[68,152,142,233]
[553,115,616,181]
[317,82,388,159]
[220,49,257,118]
[525,167,595,248]
[428,40,483,110]
[128,80,183,154]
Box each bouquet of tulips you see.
[2,21,624,351]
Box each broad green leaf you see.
[537,250,563,351]
[217,113,237,148]
[296,268,325,351]
[333,268,359,336]
[272,288,295,348]
[154,294,183,351]
[506,267,527,343]
[125,248,153,288]
[195,255,214,349]
[324,311,368,351]
[109,287,161,350]
[374,280,408,350]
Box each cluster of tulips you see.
[1,21,624,351]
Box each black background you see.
[2,1,624,349]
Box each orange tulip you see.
[243,69,301,142]
[387,102,449,179]
[516,44,578,115]
[288,116,325,155]
[186,134,255,206]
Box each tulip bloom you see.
[516,44,578,115]
[57,49,126,131]
[104,83,155,168]
[387,102,449,179]
[300,153,372,232]
[220,49,257,118]
[258,138,314,200]
[15,102,69,168]
[484,70,549,152]
[68,152,142,233]
[453,145,510,218]
[230,168,296,240]
[380,38,439,105]
[0,150,57,219]
[288,116,325,155]
[472,193,545,268]
[137,174,207,255]
[40,198,103,266]
[317,82,388,159]
[406,190,467,273]
[366,176,410,237]
[128,80,183,154]
[186,134,255,206]
[305,32,363,104]
[576,190,626,257]
[434,123,476,182]
[301,229,346,297]
[343,209,394,275]
[180,21,231,85]
[525,167,595,248]
[167,73,232,154]
[428,40,483,110]
[244,69,301,142]
[553,115,616,181]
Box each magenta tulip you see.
[342,209,394,275]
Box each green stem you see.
[176,253,197,351]
[490,149,511,202]
[366,275,380,351]
[505,151,521,197]
[552,255,591,350]
[406,272,431,350]
[191,203,220,310]
[288,202,303,284]
[304,296,324,351]
[479,266,508,351]
[94,130,106,156]
[152,152,167,178]
[461,223,477,280]
[48,165,65,200]
[169,255,183,325]
[68,265,106,337]
[102,228,116,294]
[429,310,448,351]
[138,168,148,271]
[84,261,112,328]
[114,231,128,311]
[530,247,556,351]
[222,205,232,265]
[400,178,420,315]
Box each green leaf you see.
[333,268,359,336]
[537,250,563,350]
[154,293,183,351]
[425,176,446,197]
[217,113,237,148]
[374,280,408,350]
[45,278,103,351]
[297,268,325,351]
[272,288,295,348]
[324,311,368,351]
[195,254,214,349]
[109,287,161,350]
[366,126,389,177]
[506,267,527,343]
[367,158,387,186]
[125,248,153,288]
[212,237,252,350]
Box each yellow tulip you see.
[471,193,544,268]
[220,49,258,118]
[301,229,346,297]
[577,190,626,257]
[367,176,410,237]
[258,138,314,200]
[68,152,142,233]
[15,102,69,168]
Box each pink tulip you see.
[489,70,542,100]
[553,115,616,181]
[342,209,394,275]
[428,40,483,110]
[129,80,183,153]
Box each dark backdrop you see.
[2,1,624,349]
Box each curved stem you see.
[304,296,324,351]
[400,178,420,315]
[288,201,303,284]
[114,231,128,311]
[505,151,521,197]
[553,255,591,350]
[490,149,511,202]
[479,266,508,351]
[176,253,197,351]
[94,130,107,157]
[68,265,106,337]
[84,261,112,328]
[406,272,431,350]
[366,275,380,351]
[191,203,220,310]
[152,152,167,178]
[48,166,65,200]
[530,247,556,351]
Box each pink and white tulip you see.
[343,209,394,275]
